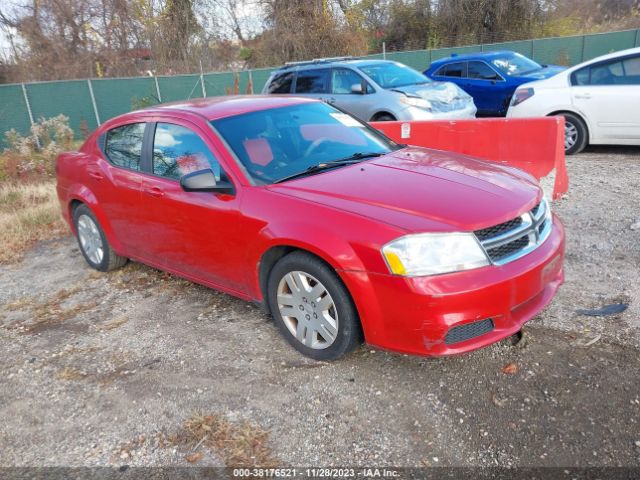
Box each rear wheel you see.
[73,204,127,272]
[556,112,588,155]
[267,251,362,361]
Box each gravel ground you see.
[0,146,639,469]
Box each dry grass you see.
[56,366,87,381]
[0,181,68,264]
[168,414,279,467]
[5,286,99,334]
[97,316,128,332]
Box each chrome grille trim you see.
[475,199,552,266]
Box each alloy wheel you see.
[276,271,339,349]
[77,214,104,265]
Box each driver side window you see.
[332,68,366,94]
[152,123,221,181]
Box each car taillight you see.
[511,88,534,106]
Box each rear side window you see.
[468,61,501,80]
[104,123,146,170]
[295,69,331,93]
[572,55,640,86]
[436,62,466,78]
[266,71,294,93]
[152,123,221,181]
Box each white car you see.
[507,47,640,154]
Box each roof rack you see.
[282,56,361,68]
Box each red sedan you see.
[56,96,565,360]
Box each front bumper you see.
[342,214,565,356]
[398,103,477,121]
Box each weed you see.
[167,414,279,467]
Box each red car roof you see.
[145,95,317,121]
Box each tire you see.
[267,251,362,361]
[73,204,127,272]
[372,113,396,122]
[557,112,588,155]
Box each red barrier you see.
[371,117,568,200]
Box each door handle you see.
[326,97,336,104]
[144,186,164,198]
[87,170,103,180]
[575,93,592,99]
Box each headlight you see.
[381,233,489,276]
[400,96,432,110]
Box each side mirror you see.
[180,169,235,195]
[350,83,364,94]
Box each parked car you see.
[507,47,640,154]
[424,51,565,116]
[262,57,477,121]
[56,96,564,361]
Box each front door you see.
[329,68,372,121]
[465,61,509,115]
[138,120,246,292]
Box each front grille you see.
[445,318,494,345]
[486,236,529,262]
[474,199,551,265]
[475,217,523,241]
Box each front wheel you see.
[557,112,588,155]
[267,252,362,361]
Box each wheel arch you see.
[370,111,397,122]
[547,109,591,143]
[65,185,125,253]
[255,240,365,316]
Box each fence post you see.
[581,34,586,62]
[200,61,207,98]
[530,39,534,59]
[21,83,40,149]
[382,42,386,60]
[154,76,162,102]
[87,79,101,126]
[635,28,640,47]
[531,39,536,62]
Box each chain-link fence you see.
[1,28,639,148]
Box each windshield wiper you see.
[273,152,385,184]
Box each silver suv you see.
[262,57,477,122]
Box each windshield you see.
[358,62,431,89]
[491,53,542,76]
[211,102,397,184]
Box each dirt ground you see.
[1,146,639,469]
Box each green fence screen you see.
[1,28,638,147]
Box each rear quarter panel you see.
[55,141,127,253]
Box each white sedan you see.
[507,47,640,154]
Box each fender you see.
[65,183,126,254]
[247,220,370,300]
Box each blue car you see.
[424,51,565,116]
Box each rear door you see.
[94,122,149,257]
[431,61,467,88]
[571,54,640,142]
[137,120,246,291]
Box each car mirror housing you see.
[351,83,364,94]
[180,169,235,195]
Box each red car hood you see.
[268,147,541,233]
